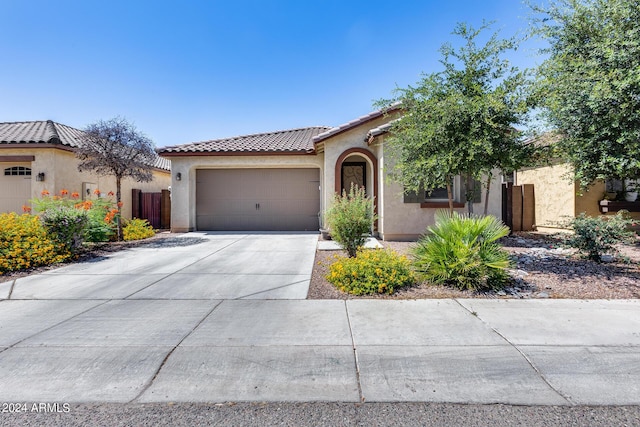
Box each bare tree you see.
[76,117,156,240]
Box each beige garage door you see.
[0,164,32,214]
[196,168,320,231]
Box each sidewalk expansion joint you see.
[0,299,112,355]
[7,279,16,299]
[453,299,575,405]
[130,300,224,403]
[344,301,365,403]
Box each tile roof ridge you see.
[189,126,332,145]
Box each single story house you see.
[160,107,503,240]
[0,120,171,220]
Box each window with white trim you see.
[3,166,31,176]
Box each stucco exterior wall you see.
[167,154,323,232]
[516,165,617,230]
[320,115,391,209]
[575,180,605,218]
[321,125,503,241]
[377,138,503,240]
[515,164,575,229]
[0,147,170,219]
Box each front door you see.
[341,162,366,194]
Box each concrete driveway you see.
[2,232,318,300]
[0,233,639,406]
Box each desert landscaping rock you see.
[309,233,640,300]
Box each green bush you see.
[123,218,155,241]
[412,210,512,291]
[327,249,416,295]
[325,184,376,257]
[40,206,88,253]
[0,213,70,273]
[31,189,118,242]
[563,212,635,262]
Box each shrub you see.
[325,184,376,257]
[327,249,416,295]
[563,212,635,262]
[123,218,155,241]
[31,189,117,242]
[40,206,88,253]
[0,213,70,273]
[412,210,512,291]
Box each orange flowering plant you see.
[30,188,119,243]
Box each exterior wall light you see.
[36,172,45,182]
[176,172,182,181]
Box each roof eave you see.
[159,149,317,157]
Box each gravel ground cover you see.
[308,233,640,300]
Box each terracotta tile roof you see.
[0,120,84,148]
[0,120,170,171]
[159,126,332,155]
[312,102,402,145]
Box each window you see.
[404,185,451,203]
[403,177,481,204]
[3,166,31,176]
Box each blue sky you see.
[1,0,543,148]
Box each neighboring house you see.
[0,120,171,220]
[160,107,502,240]
[514,134,640,231]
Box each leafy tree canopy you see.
[377,22,533,212]
[529,0,640,187]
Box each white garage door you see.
[0,164,32,214]
[196,168,320,231]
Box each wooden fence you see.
[131,189,171,229]
[502,183,535,232]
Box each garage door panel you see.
[0,164,31,214]
[196,169,320,231]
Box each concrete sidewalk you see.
[0,298,638,405]
[0,233,638,405]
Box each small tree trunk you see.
[466,174,474,215]
[446,180,454,214]
[483,172,492,216]
[116,176,123,241]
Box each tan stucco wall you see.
[515,164,575,229]
[167,154,323,232]
[320,123,503,241]
[575,180,605,218]
[516,165,616,230]
[0,147,170,219]
[377,139,503,240]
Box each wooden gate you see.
[132,189,171,229]
[502,183,535,233]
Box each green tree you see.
[377,22,532,214]
[76,117,157,240]
[529,0,640,188]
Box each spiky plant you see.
[412,210,512,291]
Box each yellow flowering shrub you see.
[0,213,70,273]
[327,249,416,295]
[122,218,155,241]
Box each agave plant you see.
[412,210,512,291]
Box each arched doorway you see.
[334,148,379,230]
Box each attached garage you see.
[0,163,32,214]
[196,168,320,231]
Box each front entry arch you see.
[334,148,379,229]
